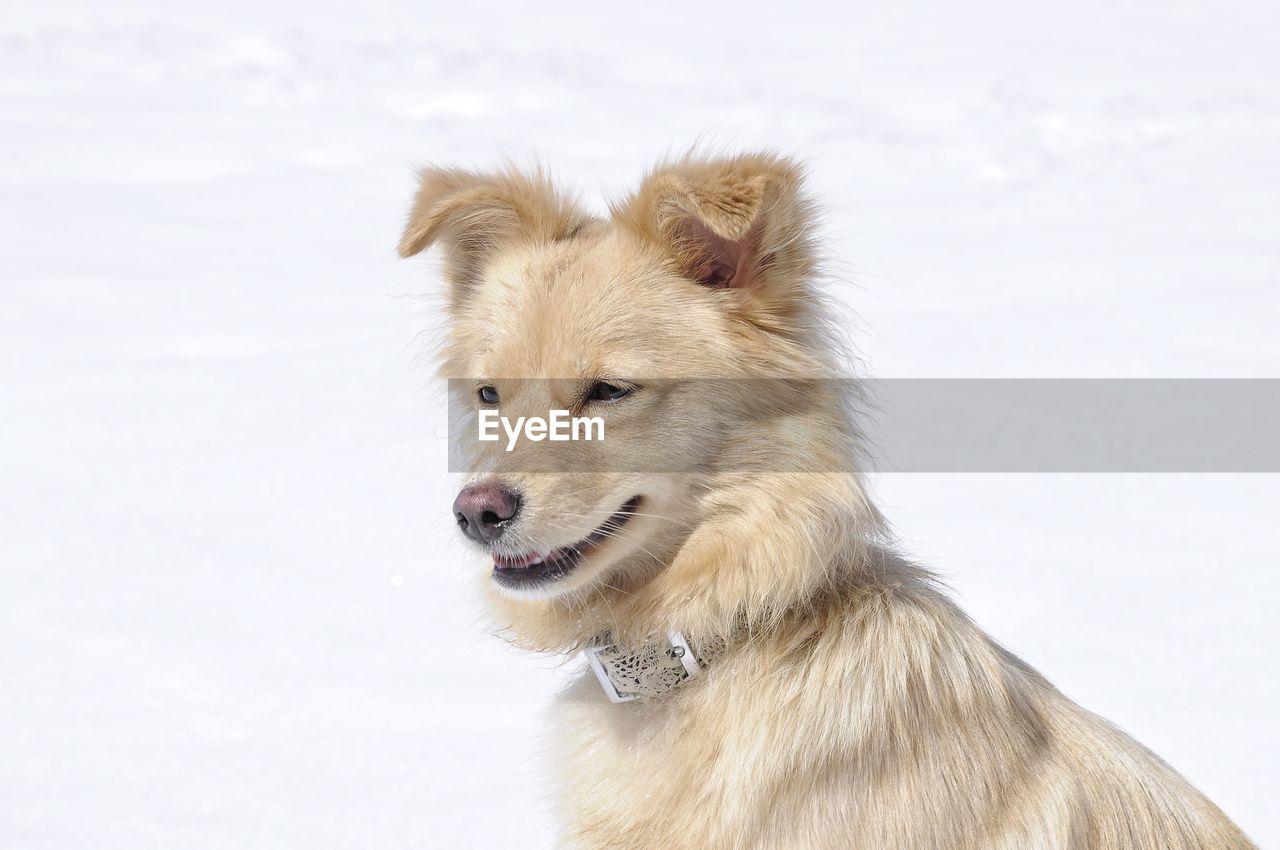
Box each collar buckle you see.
[583,629,702,704]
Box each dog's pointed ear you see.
[612,153,818,317]
[398,167,589,299]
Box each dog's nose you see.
[453,483,521,543]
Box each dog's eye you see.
[588,382,631,402]
[478,385,500,404]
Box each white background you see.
[2,2,1277,847]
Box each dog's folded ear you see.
[398,167,589,299]
[613,153,819,320]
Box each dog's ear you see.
[398,167,588,299]
[612,153,818,319]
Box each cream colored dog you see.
[399,153,1254,849]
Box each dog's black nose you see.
[453,483,521,543]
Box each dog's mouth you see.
[492,496,642,588]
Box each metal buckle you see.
[665,629,702,680]
[583,630,701,704]
[583,642,638,703]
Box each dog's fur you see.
[400,153,1254,849]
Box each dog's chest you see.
[547,672,866,850]
[547,674,733,847]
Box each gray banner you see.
[446,379,1280,472]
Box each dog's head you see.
[401,154,875,641]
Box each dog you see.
[398,153,1255,849]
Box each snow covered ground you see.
[2,1,1277,847]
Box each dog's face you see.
[400,156,829,601]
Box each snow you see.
[2,1,1277,847]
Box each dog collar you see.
[582,629,728,703]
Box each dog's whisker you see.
[535,520,668,573]
[551,508,696,527]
